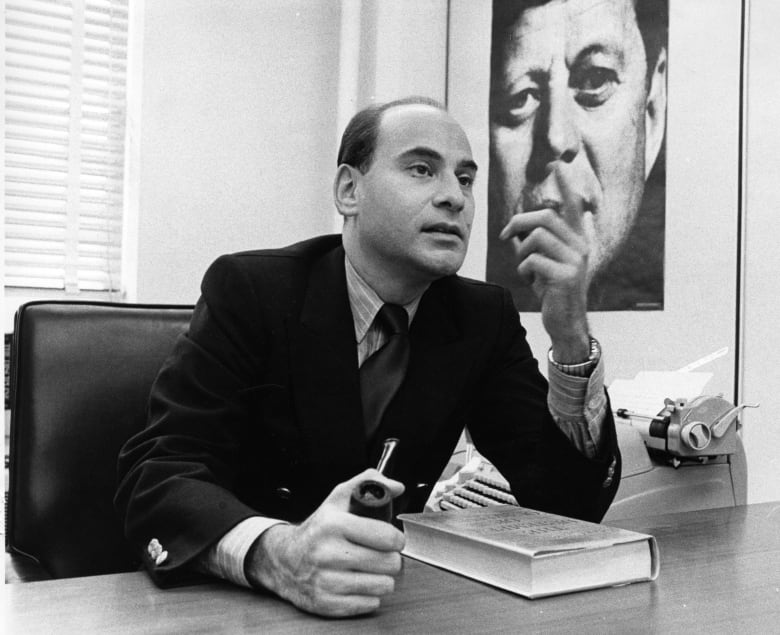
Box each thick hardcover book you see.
[398,504,659,599]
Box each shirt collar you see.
[344,255,422,344]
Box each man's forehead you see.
[376,104,474,163]
[495,0,644,80]
[507,0,639,47]
[512,0,636,16]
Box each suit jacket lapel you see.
[287,245,368,474]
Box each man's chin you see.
[587,232,631,284]
[417,251,466,280]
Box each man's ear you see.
[333,164,361,219]
[644,47,667,180]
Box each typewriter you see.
[428,395,753,520]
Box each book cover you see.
[398,504,659,598]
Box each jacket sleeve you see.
[466,288,620,523]
[114,254,271,587]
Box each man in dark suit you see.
[116,96,620,617]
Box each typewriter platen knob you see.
[681,421,712,451]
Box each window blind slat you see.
[6,32,73,53]
[4,0,128,293]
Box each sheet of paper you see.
[608,371,713,417]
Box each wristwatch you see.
[548,337,601,377]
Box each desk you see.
[5,502,780,634]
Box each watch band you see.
[548,337,601,377]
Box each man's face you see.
[489,0,652,285]
[351,105,478,287]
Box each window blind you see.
[4,0,128,293]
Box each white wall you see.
[127,0,342,304]
[741,0,780,503]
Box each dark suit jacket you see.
[115,235,620,586]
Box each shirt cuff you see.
[547,355,608,459]
[197,516,288,588]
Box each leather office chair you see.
[6,301,193,582]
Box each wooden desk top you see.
[5,502,780,634]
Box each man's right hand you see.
[245,469,406,617]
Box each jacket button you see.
[275,487,292,500]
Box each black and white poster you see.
[448,0,741,398]
[486,0,668,311]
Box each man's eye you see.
[458,173,475,188]
[409,164,433,177]
[492,87,541,127]
[571,67,618,107]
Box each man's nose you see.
[542,85,580,164]
[433,173,466,212]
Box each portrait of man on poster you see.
[487,0,668,311]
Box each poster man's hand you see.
[499,174,591,361]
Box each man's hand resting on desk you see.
[245,469,406,617]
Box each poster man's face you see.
[489,0,663,287]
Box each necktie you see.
[360,304,410,440]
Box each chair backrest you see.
[7,301,193,580]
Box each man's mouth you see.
[423,223,463,239]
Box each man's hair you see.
[633,0,668,81]
[337,96,446,173]
[491,0,668,86]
